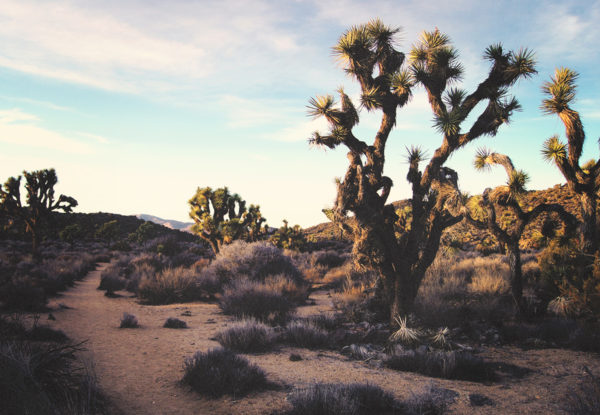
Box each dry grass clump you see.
[468,269,509,295]
[215,319,276,353]
[283,383,400,415]
[283,320,329,349]
[415,253,513,327]
[181,348,268,398]
[119,312,139,328]
[0,340,106,414]
[163,317,188,329]
[219,279,296,324]
[137,266,203,305]
[384,349,493,382]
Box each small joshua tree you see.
[464,149,576,310]
[188,186,266,254]
[308,20,536,322]
[0,168,77,259]
[541,68,600,256]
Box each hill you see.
[137,214,194,233]
[305,184,589,252]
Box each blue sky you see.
[1,0,599,227]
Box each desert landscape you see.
[2,4,600,415]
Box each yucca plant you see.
[541,68,599,256]
[389,315,422,346]
[464,150,576,311]
[308,19,536,323]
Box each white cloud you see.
[0,108,95,153]
[0,0,306,94]
[0,108,39,123]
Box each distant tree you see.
[464,150,576,311]
[0,168,77,259]
[128,221,160,244]
[540,68,600,256]
[188,187,266,254]
[95,219,120,245]
[59,223,83,246]
[308,20,536,321]
[269,220,307,251]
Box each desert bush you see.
[215,319,276,353]
[138,266,203,305]
[283,383,400,415]
[563,368,600,415]
[181,348,268,398]
[468,269,510,296]
[384,349,493,382]
[219,279,295,324]
[414,253,514,327]
[119,313,138,328]
[263,274,309,304]
[163,317,188,329]
[26,324,69,343]
[310,250,349,268]
[305,313,341,331]
[201,241,304,287]
[0,340,105,415]
[0,276,47,311]
[283,321,329,349]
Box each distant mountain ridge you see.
[137,214,194,233]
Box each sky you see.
[1,0,599,228]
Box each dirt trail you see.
[46,263,600,415]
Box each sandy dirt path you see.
[46,263,600,415]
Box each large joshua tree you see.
[188,186,266,254]
[0,168,77,259]
[541,68,599,256]
[465,150,576,310]
[308,20,536,321]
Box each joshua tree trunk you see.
[506,241,523,311]
[580,192,598,256]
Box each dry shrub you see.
[201,241,303,287]
[468,270,509,296]
[284,383,400,415]
[284,321,329,349]
[137,266,202,305]
[384,349,493,382]
[163,317,188,329]
[119,313,138,328]
[181,348,268,398]
[0,340,106,415]
[215,319,276,353]
[263,274,309,304]
[219,279,295,324]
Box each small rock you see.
[289,353,302,361]
[47,313,56,321]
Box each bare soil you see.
[45,263,599,414]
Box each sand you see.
[44,263,600,414]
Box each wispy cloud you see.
[0,96,74,112]
[0,108,95,153]
[0,0,307,95]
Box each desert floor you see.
[43,263,599,415]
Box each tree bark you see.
[580,191,598,256]
[506,241,523,312]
